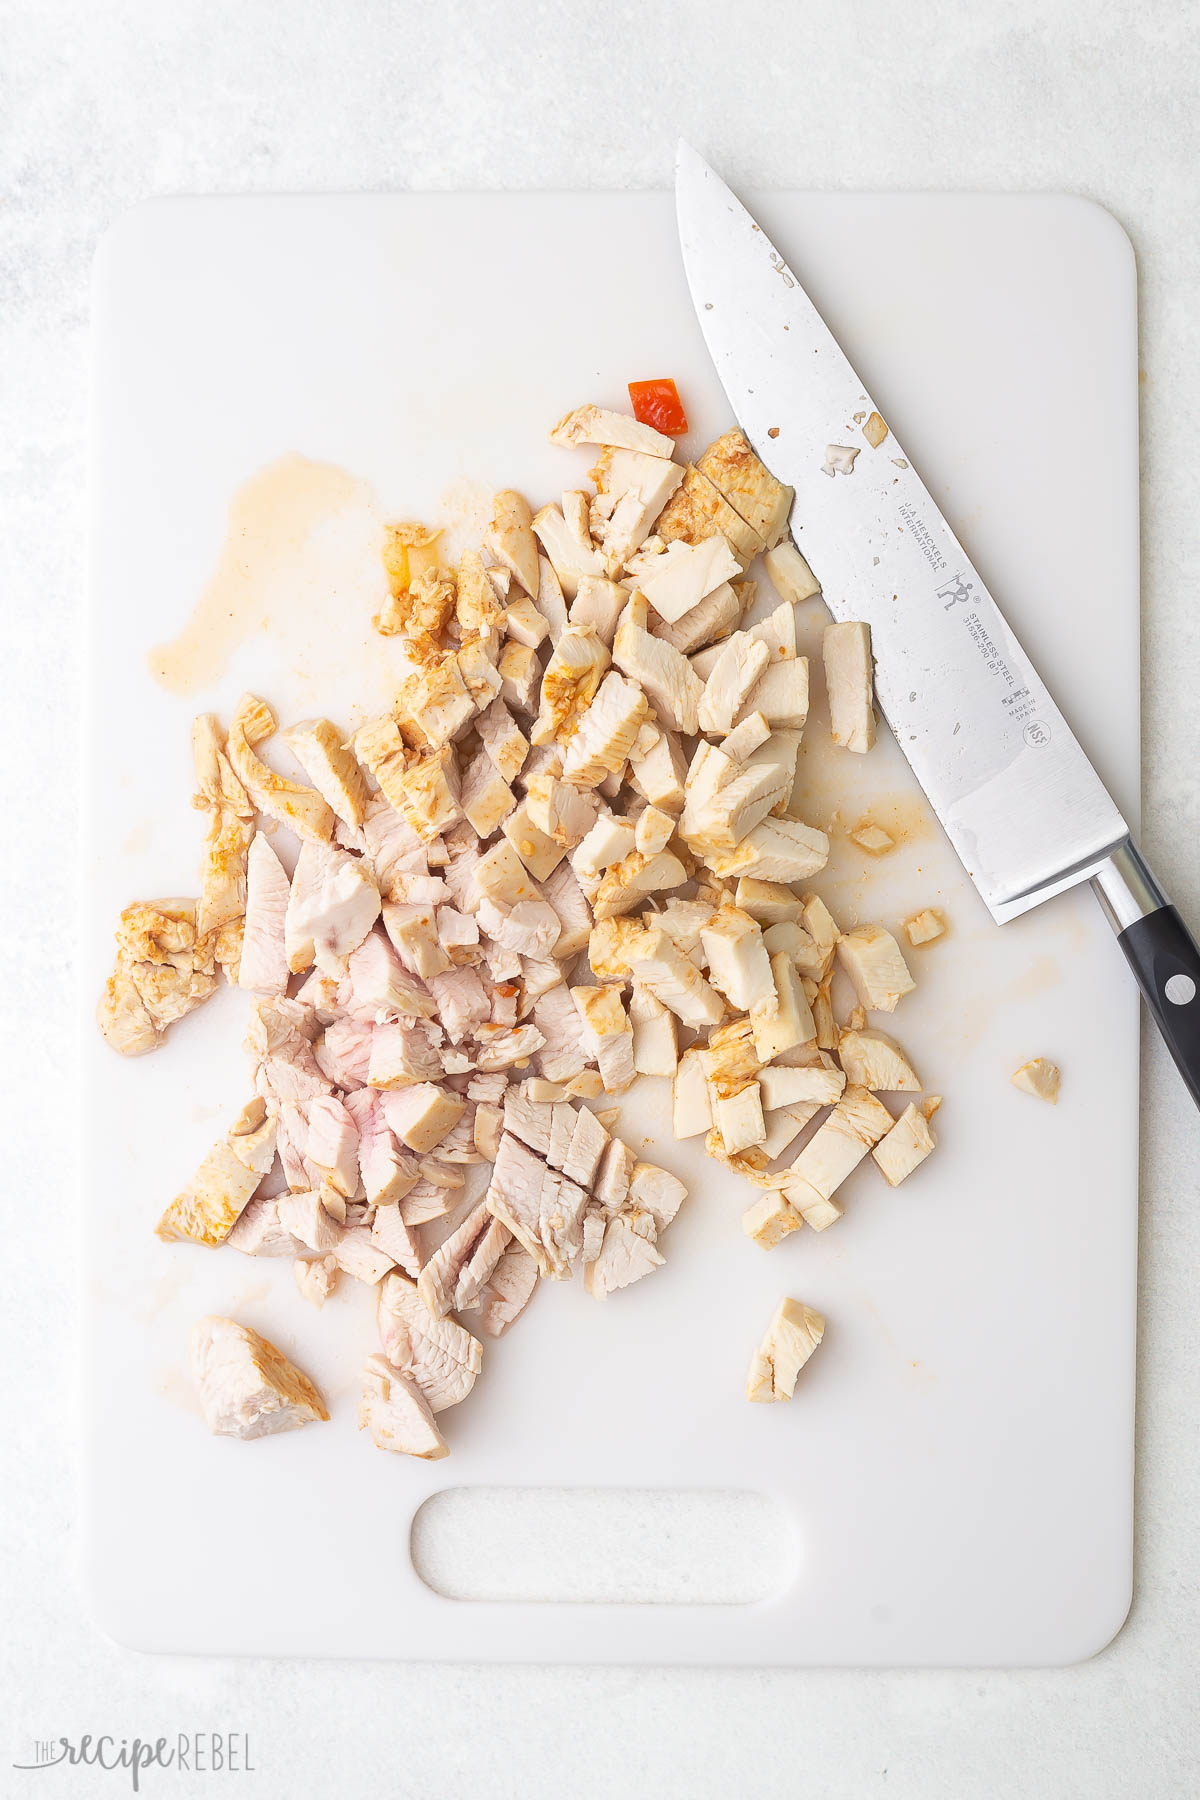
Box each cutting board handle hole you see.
[410,1486,798,1606]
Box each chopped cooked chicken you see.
[112,393,948,1458]
[571,985,636,1093]
[156,1099,276,1245]
[613,593,704,734]
[468,1242,539,1337]
[377,1270,483,1411]
[359,1353,449,1458]
[764,540,821,605]
[284,839,381,976]
[227,694,335,841]
[190,1316,328,1439]
[836,924,916,1014]
[293,1255,340,1308]
[629,981,679,1076]
[1011,1058,1061,1104]
[629,928,725,1029]
[905,908,946,946]
[238,832,291,994]
[872,1102,936,1185]
[784,1085,894,1210]
[746,1298,825,1402]
[283,717,370,829]
[851,824,894,856]
[837,1026,921,1091]
[485,489,540,597]
[697,428,793,548]
[550,403,676,458]
[823,622,876,754]
[97,898,221,1055]
[656,464,765,567]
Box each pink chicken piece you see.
[302,1093,360,1197]
[238,832,291,994]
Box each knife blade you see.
[675,141,1200,1106]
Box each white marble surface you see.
[3,0,1199,1794]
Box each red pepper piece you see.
[628,378,689,436]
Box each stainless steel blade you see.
[675,143,1128,924]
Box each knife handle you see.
[1093,839,1200,1108]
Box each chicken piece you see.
[531,625,611,744]
[539,862,592,959]
[524,769,601,849]
[672,1048,713,1138]
[283,840,381,977]
[697,633,772,734]
[193,730,253,956]
[501,802,566,882]
[655,464,765,567]
[392,650,475,750]
[759,1062,844,1110]
[823,622,876,754]
[742,1189,806,1250]
[359,1353,449,1459]
[634,808,675,857]
[612,594,704,735]
[635,534,741,624]
[705,817,830,884]
[227,694,334,842]
[838,1026,920,1091]
[503,1088,554,1155]
[1011,1058,1061,1104]
[798,893,840,978]
[503,595,550,650]
[474,1098,503,1158]
[455,548,506,640]
[532,501,606,597]
[97,898,221,1056]
[905,908,946,947]
[482,489,540,599]
[590,448,686,569]
[785,1084,894,1205]
[533,981,593,1083]
[377,905,447,984]
[851,824,894,856]
[477,897,561,959]
[736,656,810,733]
[628,982,678,1076]
[474,696,529,786]
[300,1092,358,1196]
[822,444,860,476]
[550,402,676,458]
[584,1211,664,1299]
[746,1298,825,1402]
[568,575,629,646]
[590,1135,635,1216]
[735,878,803,928]
[417,1203,493,1318]
[697,428,793,548]
[872,1102,936,1186]
[347,1090,419,1204]
[764,540,821,605]
[394,745,464,842]
[836,925,916,1014]
[376,555,455,640]
[356,793,428,900]
[484,1132,551,1267]
[282,717,370,830]
[571,985,636,1094]
[751,951,816,1061]
[236,832,290,994]
[713,1081,766,1154]
[811,974,836,1051]
[560,671,650,787]
[574,814,638,881]
[629,928,725,1029]
[628,725,689,814]
[293,1255,340,1309]
[272,1187,341,1254]
[382,1083,466,1153]
[224,1197,304,1258]
[531,551,569,647]
[761,1103,820,1160]
[592,851,688,922]
[651,580,742,657]
[468,1242,539,1337]
[155,1099,276,1245]
[700,907,776,1012]
[247,999,330,1107]
[561,1104,611,1189]
[190,1316,328,1440]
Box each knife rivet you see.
[1165,974,1196,1006]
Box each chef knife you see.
[675,142,1200,1108]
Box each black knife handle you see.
[1093,840,1200,1109]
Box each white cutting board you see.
[84,192,1140,1666]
